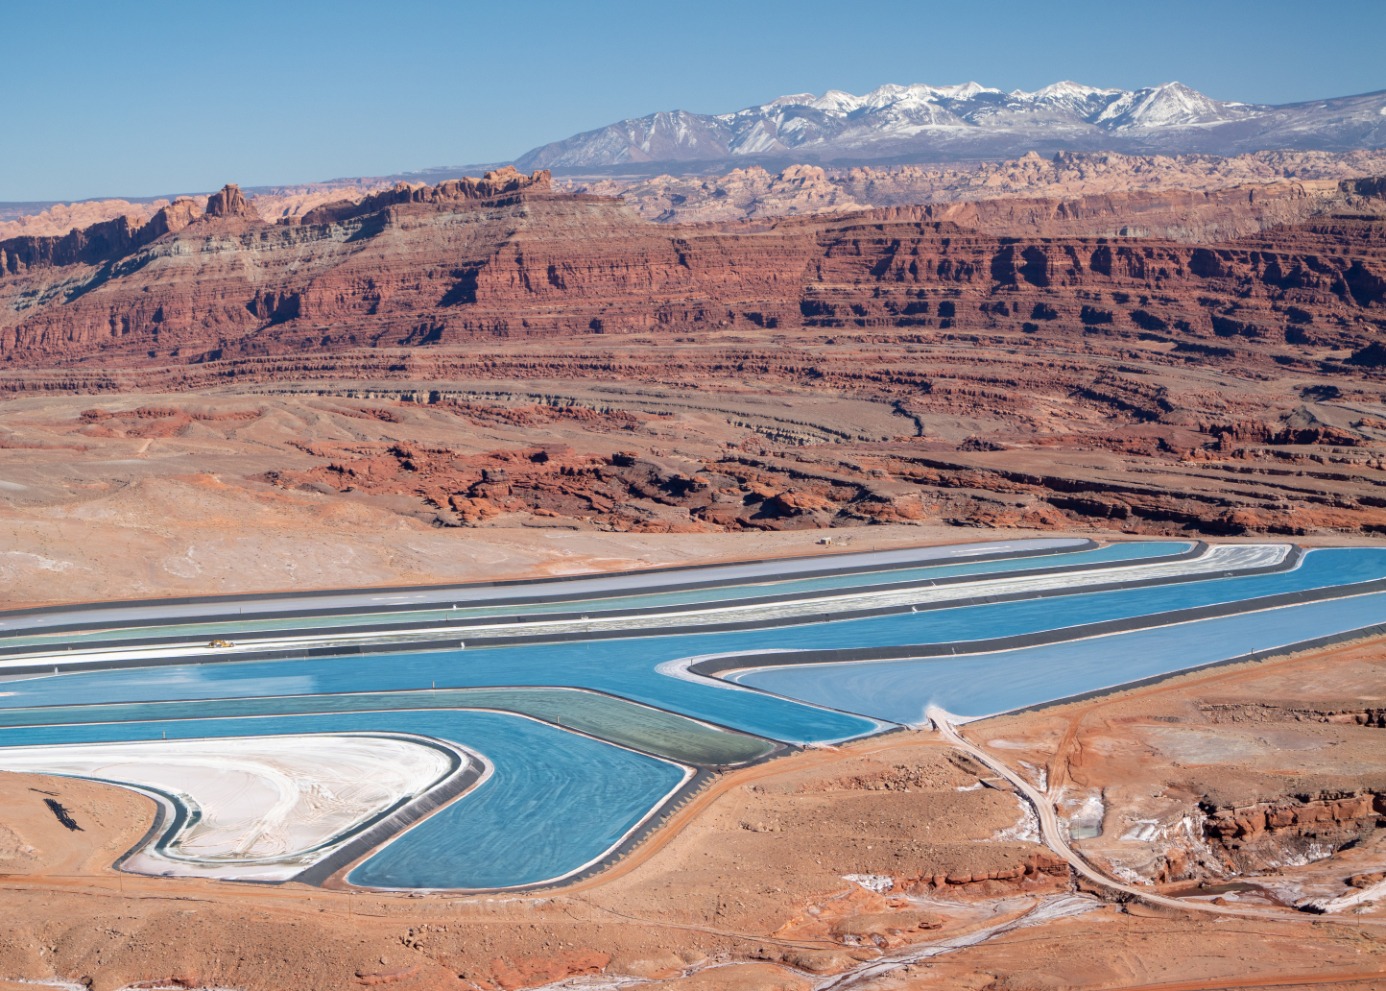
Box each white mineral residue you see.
[0,733,459,880]
[994,794,1041,844]
[1302,877,1386,914]
[843,873,894,893]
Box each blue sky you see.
[5,0,1384,202]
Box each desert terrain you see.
[6,149,1383,239]
[0,149,1383,991]
[0,622,1381,991]
[0,159,1384,608]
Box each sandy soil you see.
[0,637,1382,989]
[0,407,1383,989]
[0,390,994,609]
[975,641,1386,918]
[1,390,1375,613]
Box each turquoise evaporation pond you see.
[734,585,1386,723]
[0,708,687,890]
[4,544,1386,891]
[0,540,1188,649]
[4,547,1386,745]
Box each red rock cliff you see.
[0,172,1381,371]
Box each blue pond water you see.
[736,585,1386,722]
[0,708,686,890]
[5,547,1382,742]
[4,541,1386,890]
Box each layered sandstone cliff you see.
[1202,790,1386,876]
[8,149,1386,241]
[1,170,1382,366]
[3,170,1386,537]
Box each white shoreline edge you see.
[0,540,1247,673]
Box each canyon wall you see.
[3,170,1386,538]
[1,170,1382,369]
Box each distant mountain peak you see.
[514,80,1386,172]
[1014,80,1124,104]
[1093,80,1243,129]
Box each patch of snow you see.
[765,92,819,109]
[809,89,863,113]
[1094,91,1139,124]
[1096,81,1236,129]
[1013,80,1121,103]
[733,120,786,156]
[930,81,1000,101]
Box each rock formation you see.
[1,170,1381,362]
[571,150,1386,227]
[203,183,258,220]
[2,169,1385,537]
[297,166,551,226]
[1201,790,1386,875]
[7,149,1384,241]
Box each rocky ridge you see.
[570,149,1386,226]
[8,149,1386,241]
[2,170,1386,538]
[516,80,1386,169]
[0,176,404,240]
[1201,790,1386,876]
[2,167,1383,361]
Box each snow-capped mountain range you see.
[515,81,1386,171]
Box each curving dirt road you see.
[925,705,1380,924]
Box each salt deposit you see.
[0,733,466,881]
